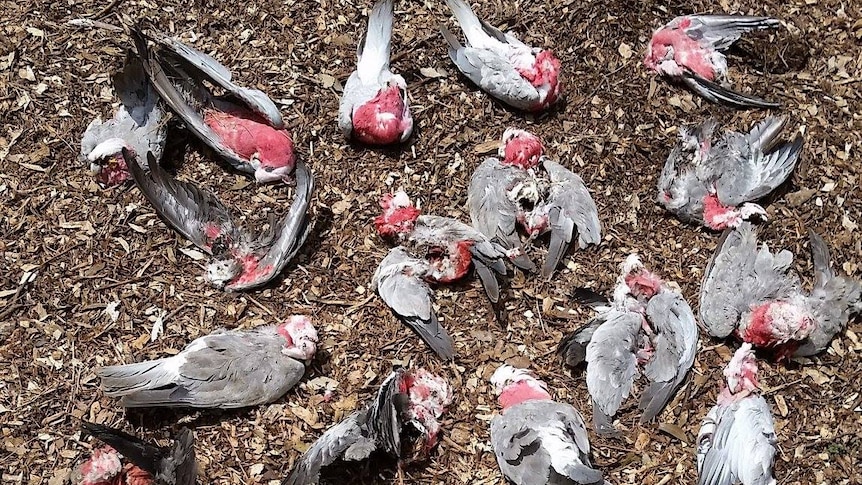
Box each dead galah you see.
[338,0,413,145]
[124,149,313,291]
[81,53,166,186]
[658,116,803,231]
[489,129,601,280]
[372,246,456,360]
[697,343,777,485]
[130,27,295,183]
[440,0,561,111]
[284,367,452,485]
[700,222,861,358]
[73,421,195,485]
[489,365,609,485]
[557,254,698,435]
[645,15,781,108]
[97,315,318,408]
[374,190,512,306]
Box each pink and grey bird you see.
[123,149,313,291]
[338,0,413,145]
[130,27,295,183]
[481,129,600,280]
[700,222,861,358]
[80,53,166,186]
[96,316,318,408]
[489,365,609,485]
[284,367,452,485]
[558,255,698,435]
[696,343,777,485]
[375,190,513,307]
[73,421,195,485]
[440,0,562,111]
[645,15,781,108]
[658,117,803,231]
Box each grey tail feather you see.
[542,226,570,281]
[591,402,620,437]
[119,387,190,408]
[439,24,462,59]
[808,229,834,286]
[474,259,501,304]
[682,74,779,109]
[402,313,455,361]
[81,421,164,475]
[97,357,176,396]
[511,252,536,272]
[638,381,676,423]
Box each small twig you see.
[94,275,155,292]
[244,294,275,316]
[442,435,469,454]
[87,0,125,20]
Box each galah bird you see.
[96,315,318,408]
[557,254,698,435]
[338,0,413,145]
[700,222,861,358]
[658,116,803,231]
[696,343,777,485]
[644,15,781,108]
[374,190,512,305]
[372,246,456,360]
[489,365,609,485]
[123,149,313,291]
[130,27,295,183]
[485,129,601,279]
[73,421,195,485]
[440,0,562,111]
[284,367,452,485]
[80,53,167,186]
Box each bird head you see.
[205,259,243,289]
[399,368,452,452]
[86,138,132,185]
[490,365,552,410]
[277,315,319,361]
[253,154,295,184]
[723,343,760,396]
[499,128,544,169]
[374,190,420,239]
[71,445,123,485]
[620,254,664,300]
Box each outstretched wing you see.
[699,222,798,338]
[681,74,779,109]
[282,411,371,485]
[541,157,601,280]
[372,247,455,360]
[684,15,781,51]
[124,149,236,253]
[715,117,803,206]
[639,289,699,422]
[225,161,315,291]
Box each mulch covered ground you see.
[1,0,861,483]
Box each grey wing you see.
[372,247,455,360]
[687,15,781,51]
[681,74,779,109]
[130,29,254,175]
[541,158,601,280]
[367,369,405,457]
[124,150,236,253]
[699,222,797,338]
[490,415,553,485]
[795,231,862,356]
[697,397,777,485]
[153,33,284,128]
[225,161,315,291]
[440,36,540,111]
[715,117,803,206]
[640,290,699,423]
[467,158,528,259]
[160,428,197,485]
[584,310,641,427]
[557,314,607,369]
[283,412,370,485]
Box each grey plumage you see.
[372,246,455,360]
[81,421,196,485]
[658,117,803,230]
[80,52,166,173]
[123,150,314,291]
[467,157,536,271]
[491,400,606,485]
[696,396,777,485]
[97,325,309,408]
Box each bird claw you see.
[738,203,768,222]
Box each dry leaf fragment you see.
[658,422,690,443]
